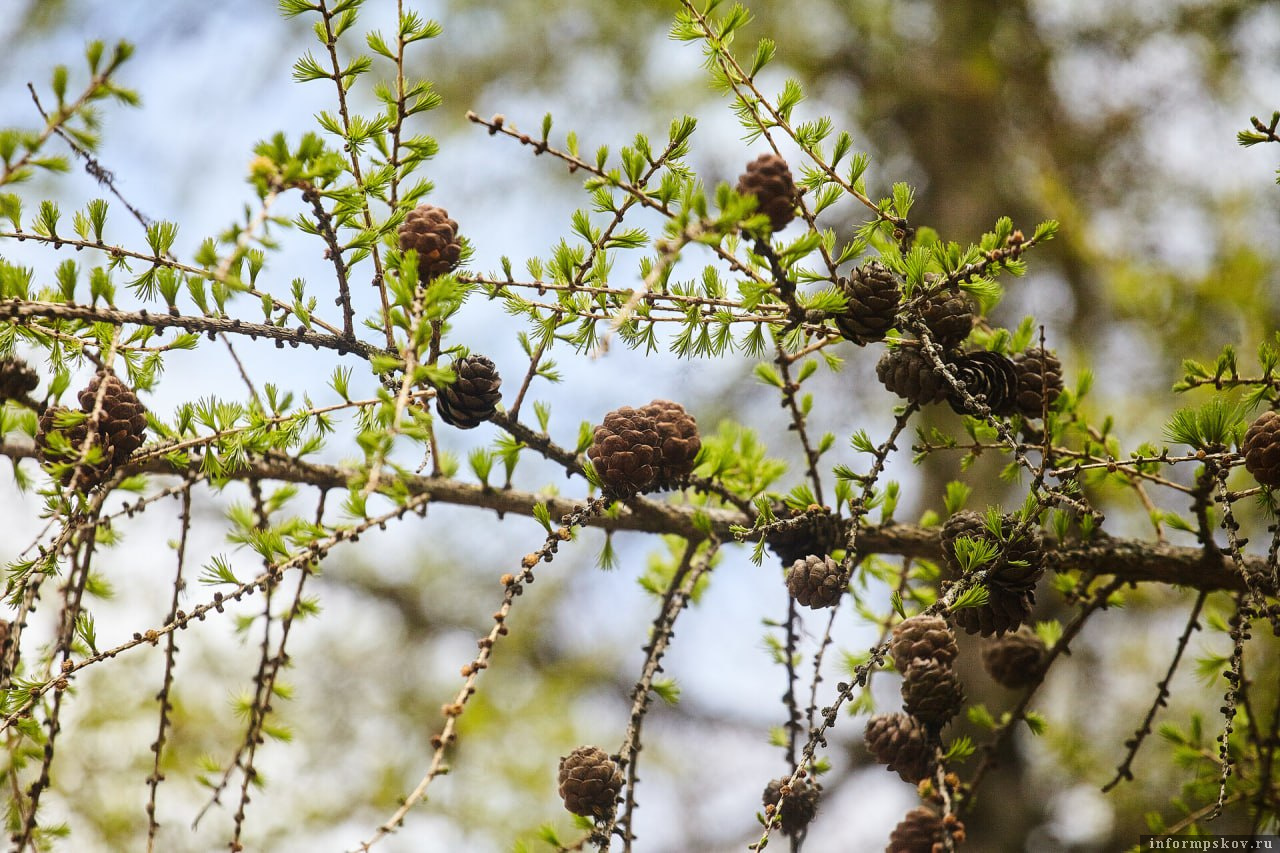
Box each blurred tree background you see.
[1,1,1278,851]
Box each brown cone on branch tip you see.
[639,399,700,483]
[587,400,701,499]
[1243,410,1280,488]
[1010,347,1064,419]
[785,554,847,609]
[78,372,147,466]
[981,628,1048,688]
[436,354,501,429]
[37,372,148,488]
[762,777,820,835]
[917,288,974,349]
[765,506,842,566]
[557,746,623,819]
[736,153,798,233]
[886,807,953,853]
[864,712,934,784]
[835,260,900,345]
[952,585,1035,637]
[890,615,959,669]
[944,351,1018,417]
[398,204,461,280]
[901,657,965,728]
[0,357,38,402]
[36,406,112,488]
[876,347,948,406]
[940,510,1045,591]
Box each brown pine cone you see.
[876,347,948,406]
[398,204,461,280]
[981,628,1048,689]
[640,399,701,485]
[587,406,660,498]
[786,555,847,609]
[736,153,798,233]
[890,615,959,669]
[944,351,1018,417]
[78,372,147,466]
[835,261,900,345]
[36,405,113,488]
[1010,348,1064,419]
[901,658,965,729]
[951,585,1035,637]
[436,354,502,429]
[762,777,820,835]
[765,506,843,566]
[557,746,623,819]
[991,518,1045,591]
[886,807,947,853]
[917,288,974,348]
[0,357,38,401]
[939,510,988,575]
[941,511,1044,592]
[1243,410,1280,488]
[864,712,934,784]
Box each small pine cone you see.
[876,347,948,406]
[558,746,623,818]
[835,261,900,345]
[1010,348,1064,419]
[0,357,38,401]
[939,510,987,575]
[587,406,660,498]
[941,511,1044,591]
[886,807,947,853]
[1243,410,1280,488]
[981,628,1047,689]
[901,658,965,729]
[398,204,461,280]
[762,777,820,835]
[765,506,842,566]
[436,354,502,429]
[786,555,847,609]
[944,351,1018,417]
[990,517,1045,591]
[736,153,798,233]
[864,712,934,784]
[78,373,147,466]
[917,289,974,348]
[640,399,701,485]
[952,585,1035,637]
[890,615,959,669]
[36,405,113,487]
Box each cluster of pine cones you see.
[864,614,967,851]
[940,510,1045,637]
[586,400,701,499]
[735,153,1063,421]
[878,337,1063,420]
[36,371,147,489]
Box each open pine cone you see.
[557,746,623,819]
[398,204,461,280]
